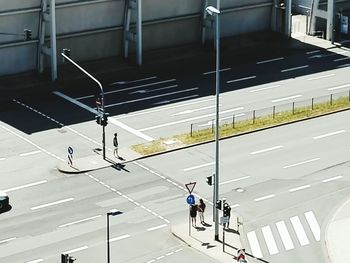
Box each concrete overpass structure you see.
[0,0,348,80]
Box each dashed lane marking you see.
[256,57,284,64]
[110,76,157,86]
[25,259,44,263]
[58,215,102,228]
[4,180,47,193]
[146,248,183,263]
[0,237,17,244]
[19,150,42,157]
[147,224,167,232]
[30,198,74,210]
[62,246,89,254]
[110,234,131,242]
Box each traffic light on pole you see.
[96,115,102,125]
[24,29,32,41]
[61,254,69,263]
[68,256,76,263]
[206,175,213,186]
[101,113,108,126]
[215,199,222,210]
[63,48,71,58]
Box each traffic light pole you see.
[61,52,106,160]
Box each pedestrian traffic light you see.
[96,115,102,125]
[206,175,213,186]
[24,29,32,41]
[101,113,108,126]
[215,200,222,210]
[61,254,69,263]
[223,203,231,217]
[68,256,76,263]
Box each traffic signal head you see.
[215,200,222,210]
[101,114,108,126]
[68,256,76,263]
[24,29,32,41]
[63,48,71,57]
[61,254,69,263]
[206,175,213,186]
[96,115,102,125]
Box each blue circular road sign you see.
[68,146,73,155]
[186,194,195,205]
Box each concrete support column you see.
[285,0,292,37]
[327,0,335,41]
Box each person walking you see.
[198,199,206,224]
[113,133,119,158]
[223,202,231,229]
[190,203,198,227]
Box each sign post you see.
[185,182,196,236]
[67,146,73,167]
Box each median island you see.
[132,94,350,156]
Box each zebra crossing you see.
[246,210,321,258]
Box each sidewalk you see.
[57,147,142,173]
[325,197,350,263]
[172,214,246,262]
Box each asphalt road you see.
[1,40,350,262]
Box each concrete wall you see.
[0,0,273,76]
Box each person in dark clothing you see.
[223,203,231,229]
[190,204,198,227]
[113,133,119,158]
[198,199,206,224]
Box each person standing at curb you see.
[223,202,231,229]
[190,203,198,227]
[198,199,206,224]
[113,133,119,158]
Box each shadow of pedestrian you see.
[224,228,240,235]
[195,226,206,231]
[201,222,212,227]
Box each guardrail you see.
[190,90,350,137]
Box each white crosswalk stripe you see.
[246,211,321,257]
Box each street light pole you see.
[61,52,107,160]
[106,209,120,263]
[205,3,221,242]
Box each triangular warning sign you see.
[185,182,196,194]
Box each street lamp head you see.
[107,208,121,216]
[206,6,220,16]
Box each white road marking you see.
[281,65,309,72]
[227,76,256,83]
[306,50,320,54]
[327,83,350,91]
[220,176,250,185]
[249,85,281,93]
[58,215,102,228]
[173,105,218,116]
[304,211,320,241]
[110,234,131,242]
[75,94,94,100]
[337,63,350,68]
[271,94,302,103]
[0,157,5,161]
[62,245,89,254]
[19,150,42,157]
[333,57,350,62]
[290,216,309,246]
[25,259,43,263]
[254,194,275,202]
[110,76,157,85]
[147,224,167,232]
[166,252,174,256]
[0,123,65,162]
[313,130,346,139]
[256,57,284,64]
[109,118,154,142]
[105,87,198,108]
[283,158,320,169]
[153,95,199,105]
[139,107,244,132]
[174,248,183,253]
[183,162,214,172]
[0,237,16,244]
[4,180,47,193]
[306,74,335,81]
[31,198,74,210]
[261,226,279,255]
[276,221,294,250]
[247,231,263,258]
[230,204,240,208]
[129,84,177,94]
[288,185,311,193]
[250,145,283,155]
[54,91,153,142]
[203,67,231,75]
[322,175,343,183]
[53,91,97,114]
[106,79,176,94]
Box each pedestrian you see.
[198,198,206,224]
[113,133,119,158]
[223,203,231,229]
[190,203,198,227]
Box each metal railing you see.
[190,90,350,137]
